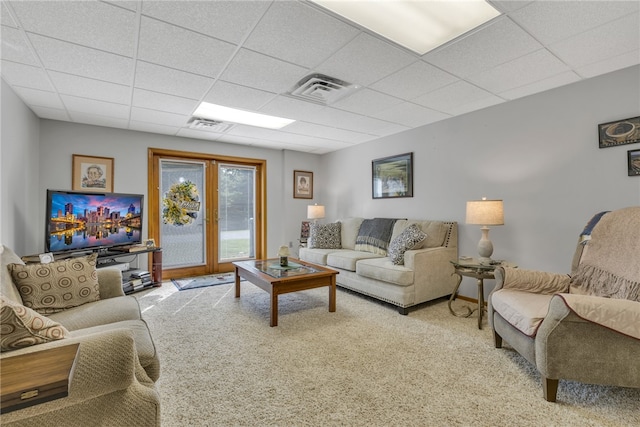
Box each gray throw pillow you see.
[308,222,342,249]
[388,224,427,265]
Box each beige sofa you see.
[488,207,640,402]
[300,218,458,314]
[0,245,160,426]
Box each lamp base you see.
[477,226,494,263]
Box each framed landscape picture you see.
[372,152,413,199]
[293,170,313,199]
[72,154,114,192]
[598,116,640,148]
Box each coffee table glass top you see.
[251,259,321,278]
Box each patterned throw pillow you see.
[388,224,427,265]
[0,295,69,352]
[9,253,100,315]
[308,222,342,249]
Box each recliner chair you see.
[488,206,640,402]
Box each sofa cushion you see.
[327,250,383,272]
[49,295,142,331]
[308,222,342,249]
[1,245,25,304]
[298,248,336,266]
[388,224,427,265]
[491,289,553,337]
[391,220,447,249]
[354,218,397,255]
[339,217,364,250]
[1,295,69,351]
[9,253,101,315]
[356,257,414,286]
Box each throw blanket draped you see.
[355,218,398,255]
[570,207,640,302]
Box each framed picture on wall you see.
[293,170,313,199]
[598,116,640,148]
[372,152,413,199]
[72,154,114,192]
[628,149,640,176]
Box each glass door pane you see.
[160,160,206,269]
[218,163,256,262]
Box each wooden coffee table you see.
[233,258,338,326]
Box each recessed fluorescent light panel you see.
[310,0,501,55]
[193,102,295,129]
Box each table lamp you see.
[307,204,325,223]
[466,198,504,263]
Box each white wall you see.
[0,80,40,254]
[320,65,640,298]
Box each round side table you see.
[448,258,516,329]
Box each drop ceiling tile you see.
[130,107,190,128]
[316,33,415,86]
[204,81,276,111]
[369,122,411,138]
[445,95,505,116]
[10,1,136,56]
[577,50,640,79]
[49,71,130,104]
[549,13,640,69]
[244,1,358,68]
[28,34,133,85]
[138,17,236,78]
[68,112,129,129]
[132,88,199,116]
[13,87,63,110]
[371,61,459,100]
[510,1,639,46]
[176,128,224,141]
[467,49,571,94]
[283,121,372,144]
[332,89,403,116]
[1,26,38,66]
[134,61,214,99]
[372,102,450,128]
[490,1,533,13]
[0,60,53,91]
[412,80,500,115]
[221,49,309,94]
[259,96,325,122]
[228,124,305,143]
[308,107,399,135]
[129,121,180,136]
[103,1,138,12]
[61,95,130,119]
[500,71,581,100]
[141,1,269,45]
[1,2,17,27]
[30,106,69,121]
[424,17,542,78]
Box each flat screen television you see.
[45,189,144,255]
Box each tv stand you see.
[96,248,162,295]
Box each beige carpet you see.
[135,282,640,426]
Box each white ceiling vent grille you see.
[288,74,360,105]
[188,118,233,133]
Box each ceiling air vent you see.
[188,118,233,133]
[288,74,360,105]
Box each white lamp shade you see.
[466,199,504,226]
[307,204,325,220]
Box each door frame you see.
[147,148,267,280]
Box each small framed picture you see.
[293,170,313,199]
[145,238,156,248]
[598,116,640,148]
[628,149,640,176]
[72,154,114,192]
[372,152,413,199]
